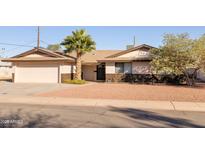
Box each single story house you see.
[2,44,157,83]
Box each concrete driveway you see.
[0,81,83,96]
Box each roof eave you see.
[2,58,75,62]
[12,48,69,59]
[106,44,156,58]
[97,58,152,62]
[97,59,132,62]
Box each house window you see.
[115,62,132,74]
[115,63,124,73]
[124,63,132,74]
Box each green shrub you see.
[63,79,86,84]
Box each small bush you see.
[63,79,86,84]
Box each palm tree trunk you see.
[75,52,82,80]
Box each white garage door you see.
[15,64,59,83]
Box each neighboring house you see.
[2,44,155,83]
[0,58,12,79]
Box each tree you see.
[47,44,61,51]
[192,34,205,72]
[61,29,96,80]
[150,33,197,86]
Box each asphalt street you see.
[0,103,205,128]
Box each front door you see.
[97,63,105,80]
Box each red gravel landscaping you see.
[38,83,205,102]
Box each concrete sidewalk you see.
[0,95,205,112]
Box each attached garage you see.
[15,63,59,83]
[2,48,75,83]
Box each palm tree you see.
[61,29,96,80]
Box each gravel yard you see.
[39,83,205,102]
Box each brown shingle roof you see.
[4,44,156,63]
[3,48,75,62]
[106,44,156,58]
[98,56,152,62]
[13,48,68,58]
[2,57,74,62]
[67,50,122,64]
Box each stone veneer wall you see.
[106,74,126,82]
[106,73,155,83]
[61,73,75,83]
[105,74,185,84]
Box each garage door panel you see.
[15,65,59,83]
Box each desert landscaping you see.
[39,83,205,102]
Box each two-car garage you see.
[2,48,76,83]
[15,63,59,83]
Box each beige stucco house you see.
[2,44,155,83]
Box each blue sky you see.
[0,26,205,57]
